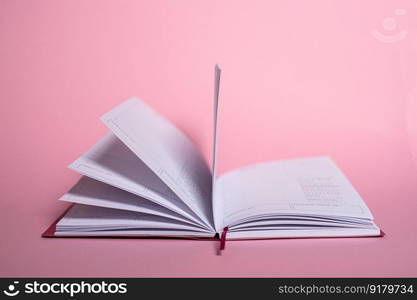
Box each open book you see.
[43,66,382,247]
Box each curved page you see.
[68,133,209,229]
[215,156,374,231]
[60,176,207,229]
[100,98,213,228]
[56,204,212,234]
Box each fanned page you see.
[68,132,210,230]
[60,176,206,229]
[215,156,380,238]
[55,204,213,237]
[100,98,213,228]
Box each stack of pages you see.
[43,66,381,242]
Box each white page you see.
[212,65,222,232]
[228,214,374,228]
[226,227,381,239]
[100,98,213,227]
[212,65,221,181]
[56,204,211,233]
[215,156,374,231]
[60,176,206,228]
[231,220,372,230]
[233,213,373,224]
[55,230,214,237]
[230,216,374,230]
[68,133,208,229]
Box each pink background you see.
[1,0,417,277]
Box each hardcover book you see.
[43,66,382,249]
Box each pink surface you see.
[1,0,417,277]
